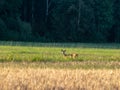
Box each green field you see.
[0,41,120,69]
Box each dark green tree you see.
[83,0,114,42]
[113,0,120,42]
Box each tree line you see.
[0,0,120,43]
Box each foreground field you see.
[0,68,120,90]
[0,42,120,89]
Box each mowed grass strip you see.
[0,68,120,90]
[0,61,120,69]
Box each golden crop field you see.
[0,41,120,90]
[0,68,120,90]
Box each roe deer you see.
[61,49,78,59]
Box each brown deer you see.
[61,49,78,59]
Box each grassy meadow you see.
[0,41,120,90]
[0,41,120,69]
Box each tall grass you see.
[0,41,120,89]
[0,68,120,90]
[0,41,120,48]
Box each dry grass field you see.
[0,67,120,90]
[0,42,120,90]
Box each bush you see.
[18,19,32,41]
[0,18,7,40]
[115,29,120,43]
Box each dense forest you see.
[0,0,120,43]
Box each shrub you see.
[18,19,32,41]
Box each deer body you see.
[61,49,78,59]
